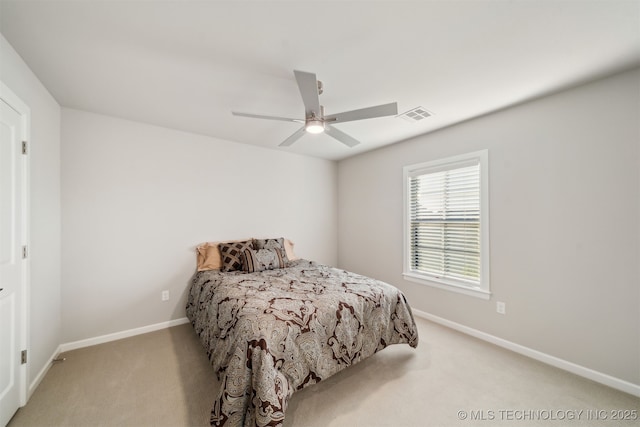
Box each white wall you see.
[0,34,62,389]
[337,68,640,386]
[61,109,337,343]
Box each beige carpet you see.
[8,317,639,427]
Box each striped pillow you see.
[253,238,290,266]
[242,248,286,273]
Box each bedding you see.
[187,259,419,427]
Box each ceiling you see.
[1,0,639,161]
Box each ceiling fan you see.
[232,70,398,147]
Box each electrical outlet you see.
[161,290,169,301]
[496,301,506,315]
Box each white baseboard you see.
[411,308,640,398]
[28,344,62,400]
[46,312,640,398]
[60,317,190,353]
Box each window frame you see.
[402,150,491,299]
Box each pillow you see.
[218,240,255,272]
[196,242,224,272]
[242,247,286,273]
[284,239,299,261]
[253,238,290,265]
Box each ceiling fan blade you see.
[232,112,303,123]
[279,127,307,147]
[324,102,398,124]
[294,70,321,117]
[325,125,360,148]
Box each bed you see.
[187,239,419,427]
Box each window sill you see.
[402,272,491,300]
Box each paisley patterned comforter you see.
[186,259,419,427]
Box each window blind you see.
[409,160,481,284]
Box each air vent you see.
[397,106,433,122]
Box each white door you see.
[0,94,27,426]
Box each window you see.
[403,150,490,299]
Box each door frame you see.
[0,80,30,406]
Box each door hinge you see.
[21,350,27,364]
[22,245,28,259]
[22,140,27,155]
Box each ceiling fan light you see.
[305,120,325,134]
